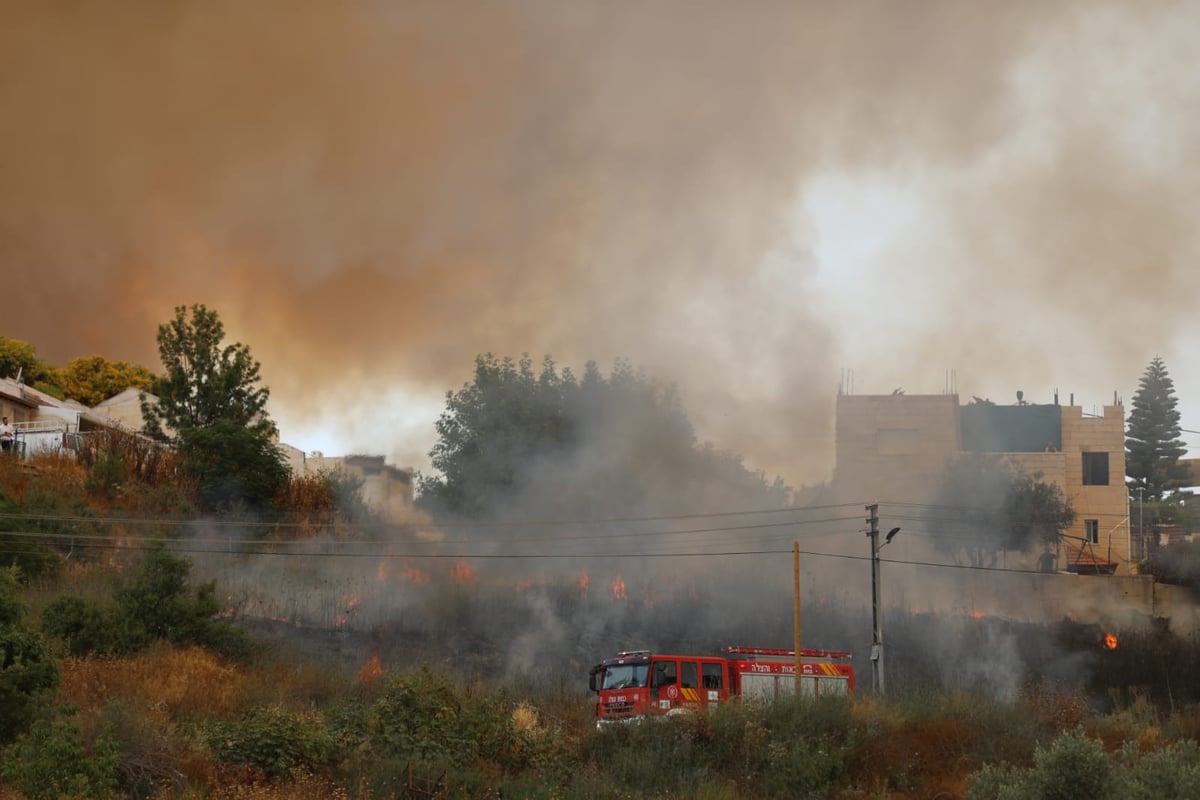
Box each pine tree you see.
[1126,356,1189,499]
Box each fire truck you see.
[589,646,854,725]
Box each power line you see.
[0,502,868,532]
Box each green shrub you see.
[204,705,335,778]
[41,594,119,656]
[40,545,248,660]
[0,566,60,743]
[968,728,1112,800]
[0,709,120,800]
[367,666,470,764]
[1112,739,1200,799]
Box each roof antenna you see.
[15,366,22,384]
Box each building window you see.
[1085,519,1099,544]
[1082,452,1109,486]
[877,428,919,455]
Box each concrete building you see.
[835,391,1130,573]
[291,451,415,522]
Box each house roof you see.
[93,386,152,409]
[0,377,41,408]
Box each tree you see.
[0,567,60,743]
[930,455,1076,568]
[1126,356,1189,499]
[418,353,790,520]
[141,305,287,511]
[55,355,155,407]
[0,337,52,385]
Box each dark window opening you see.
[653,660,677,688]
[702,662,723,690]
[1082,452,1109,486]
[1085,519,1099,544]
[681,662,698,690]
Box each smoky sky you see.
[3,1,1197,484]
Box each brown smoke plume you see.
[2,1,1196,482]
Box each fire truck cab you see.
[589,646,853,725]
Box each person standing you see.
[0,416,13,453]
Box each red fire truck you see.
[589,646,854,725]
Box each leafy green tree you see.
[56,355,155,407]
[0,567,60,743]
[418,353,789,519]
[141,305,287,511]
[1126,356,1189,499]
[931,455,1076,568]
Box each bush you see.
[204,705,335,779]
[41,546,248,660]
[367,666,470,764]
[0,710,120,800]
[1112,739,1200,799]
[968,728,1112,800]
[0,566,59,743]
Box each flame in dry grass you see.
[451,560,478,583]
[358,654,384,683]
[968,610,987,619]
[575,570,589,596]
[1105,631,1119,650]
[611,575,628,601]
[403,564,430,583]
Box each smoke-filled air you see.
[4,2,1200,697]
[5,1,1198,479]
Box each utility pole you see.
[793,541,802,694]
[866,503,883,696]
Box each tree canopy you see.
[55,355,155,407]
[0,336,58,397]
[930,455,1076,568]
[417,354,789,520]
[141,305,287,511]
[1126,356,1189,499]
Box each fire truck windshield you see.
[602,664,649,690]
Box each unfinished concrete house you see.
[835,391,1128,574]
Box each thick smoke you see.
[7,2,1191,482]
[6,2,1198,693]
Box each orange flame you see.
[451,561,478,583]
[611,575,628,601]
[968,610,986,619]
[576,571,590,596]
[357,654,384,682]
[1104,632,1118,650]
[403,565,429,583]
